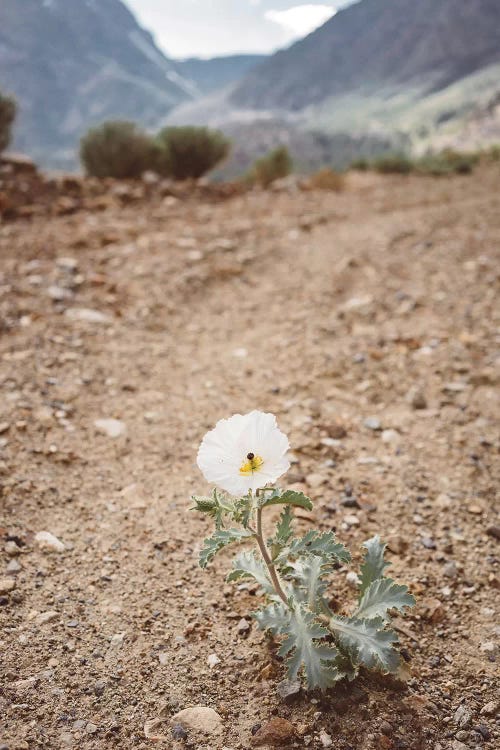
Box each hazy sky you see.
[124,1,355,59]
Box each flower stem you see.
[255,505,289,606]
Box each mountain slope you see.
[0,0,193,167]
[231,0,500,112]
[175,55,266,96]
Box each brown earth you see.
[0,166,499,750]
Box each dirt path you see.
[1,168,499,750]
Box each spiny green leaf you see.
[254,601,292,636]
[286,555,333,611]
[274,506,295,546]
[279,606,342,691]
[285,530,351,565]
[199,528,253,569]
[191,489,234,530]
[329,615,400,674]
[261,489,313,511]
[227,550,274,594]
[359,535,391,594]
[355,578,416,621]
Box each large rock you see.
[171,706,223,738]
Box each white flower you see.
[197,410,290,496]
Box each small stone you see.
[94,679,107,696]
[0,577,15,594]
[5,541,21,557]
[382,429,400,444]
[59,732,74,747]
[306,473,327,489]
[276,679,301,701]
[467,504,482,515]
[480,641,497,655]
[86,722,98,734]
[364,416,381,431]
[474,724,491,740]
[380,721,393,736]
[6,559,22,574]
[94,418,126,438]
[451,741,467,750]
[346,571,359,589]
[65,308,110,324]
[443,561,458,579]
[486,526,500,541]
[109,632,125,648]
[344,514,360,527]
[422,537,436,550]
[36,610,59,625]
[251,717,295,747]
[0,422,10,434]
[319,729,333,747]
[35,531,66,552]
[480,701,497,716]
[172,724,188,740]
[158,652,168,665]
[171,706,223,737]
[48,285,71,301]
[57,257,79,271]
[408,388,427,409]
[387,535,408,555]
[207,653,221,669]
[454,704,472,728]
[237,618,250,634]
[341,496,360,508]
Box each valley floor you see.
[0,167,499,749]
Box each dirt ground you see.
[0,167,499,750]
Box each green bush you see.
[416,148,479,176]
[250,146,293,187]
[371,153,414,174]
[0,92,17,154]
[79,120,157,179]
[350,157,370,171]
[156,126,230,180]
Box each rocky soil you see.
[0,166,499,749]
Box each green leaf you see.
[279,605,342,691]
[227,550,274,594]
[261,489,313,511]
[355,578,416,621]
[191,489,233,530]
[254,601,292,636]
[359,535,390,594]
[329,616,400,674]
[285,530,351,565]
[274,506,295,546]
[286,555,333,611]
[199,528,253,569]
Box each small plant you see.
[308,167,345,191]
[371,153,414,174]
[79,120,157,179]
[0,91,17,154]
[193,411,415,691]
[155,126,230,180]
[250,146,293,187]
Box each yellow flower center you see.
[239,452,264,476]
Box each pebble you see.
[171,706,223,737]
[276,679,301,701]
[451,741,467,750]
[346,571,359,588]
[474,724,491,741]
[319,729,333,747]
[237,618,250,634]
[422,537,436,550]
[36,610,59,625]
[453,704,472,728]
[480,641,497,655]
[0,422,10,434]
[172,724,188,740]
[207,653,221,669]
[86,723,98,734]
[443,561,458,579]
[94,418,126,438]
[480,701,497,716]
[408,387,428,409]
[381,429,400,444]
[251,718,295,747]
[344,514,360,527]
[65,308,110,324]
[306,473,327,489]
[0,577,15,594]
[364,416,381,431]
[486,525,500,541]
[6,559,22,574]
[35,531,66,552]
[5,541,21,557]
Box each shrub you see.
[371,153,414,174]
[251,146,293,187]
[0,92,17,154]
[155,126,230,180]
[308,167,345,191]
[350,157,369,171]
[416,149,479,176]
[79,120,157,179]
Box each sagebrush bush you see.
[80,121,157,179]
[156,126,230,180]
[416,148,479,176]
[0,92,17,154]
[308,167,345,191]
[371,153,414,174]
[251,146,293,187]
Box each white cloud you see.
[265,4,336,36]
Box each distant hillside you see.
[231,0,500,112]
[0,0,193,168]
[175,55,266,96]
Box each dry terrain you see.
[0,167,499,750]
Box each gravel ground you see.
[0,167,499,749]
